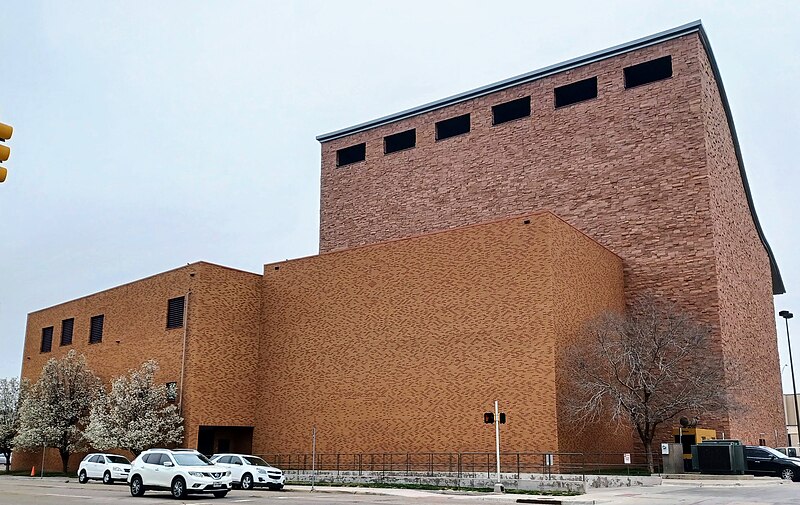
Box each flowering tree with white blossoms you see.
[0,377,25,472]
[86,360,183,456]
[15,351,100,473]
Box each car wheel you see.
[78,470,88,484]
[171,477,187,499]
[103,471,113,484]
[213,490,228,498]
[781,467,796,481]
[130,475,145,497]
[240,473,253,490]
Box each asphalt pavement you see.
[2,475,800,504]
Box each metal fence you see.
[257,451,663,479]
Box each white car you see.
[128,448,232,499]
[78,453,131,484]
[210,453,285,490]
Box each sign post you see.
[493,400,503,493]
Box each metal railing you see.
[257,451,663,479]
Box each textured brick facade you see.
[259,212,624,455]
[318,32,784,442]
[15,262,262,471]
[15,24,785,472]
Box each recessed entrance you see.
[197,426,254,456]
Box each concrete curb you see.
[285,485,596,504]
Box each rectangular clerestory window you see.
[624,56,673,89]
[554,77,598,108]
[492,96,531,125]
[435,114,470,140]
[336,143,366,167]
[384,129,416,154]
[89,314,104,344]
[41,327,53,353]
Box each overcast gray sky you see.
[2,1,799,390]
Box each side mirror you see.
[163,461,174,467]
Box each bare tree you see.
[566,295,732,473]
[14,351,100,474]
[86,360,183,456]
[0,378,26,473]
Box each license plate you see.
[212,483,222,487]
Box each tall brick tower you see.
[316,21,785,444]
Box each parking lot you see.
[4,475,800,505]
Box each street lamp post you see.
[779,310,798,446]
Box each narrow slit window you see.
[167,296,186,329]
[60,318,74,346]
[624,56,672,89]
[41,327,53,353]
[89,314,104,344]
[554,77,598,108]
[384,129,416,154]
[492,97,531,125]
[166,382,178,402]
[435,114,470,140]
[336,143,366,167]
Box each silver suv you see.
[128,448,232,499]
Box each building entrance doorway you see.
[197,426,253,456]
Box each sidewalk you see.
[285,484,596,504]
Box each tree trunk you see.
[645,445,654,474]
[59,448,70,475]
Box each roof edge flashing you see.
[316,20,702,143]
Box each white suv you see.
[128,448,232,499]
[78,453,131,484]
[210,453,285,490]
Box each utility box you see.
[661,443,684,474]
[691,439,745,475]
[673,427,717,471]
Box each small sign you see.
[661,443,669,455]
[545,453,554,466]
[624,453,631,464]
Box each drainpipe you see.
[178,291,191,413]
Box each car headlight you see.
[112,466,122,472]
[257,468,266,474]
[225,471,230,476]
[188,471,204,477]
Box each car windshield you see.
[243,456,270,467]
[173,453,214,466]
[106,455,130,464]
[762,447,789,458]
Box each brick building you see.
[17,21,785,470]
[317,20,785,444]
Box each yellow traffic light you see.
[0,121,12,183]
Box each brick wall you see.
[699,46,785,443]
[318,32,780,441]
[14,262,262,472]
[257,212,624,455]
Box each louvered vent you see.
[167,296,185,329]
[89,315,104,344]
[60,318,74,346]
[41,327,53,353]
